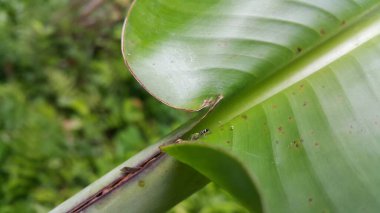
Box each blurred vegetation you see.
[0,0,245,212]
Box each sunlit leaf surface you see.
[123,0,380,110]
[166,35,380,212]
[123,0,380,212]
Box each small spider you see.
[190,128,210,140]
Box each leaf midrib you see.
[197,4,380,130]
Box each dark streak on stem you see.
[69,151,164,213]
[67,94,224,213]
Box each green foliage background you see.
[0,0,247,212]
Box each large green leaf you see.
[165,29,380,212]
[123,0,380,111]
[123,0,380,212]
[55,0,380,212]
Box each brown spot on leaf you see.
[292,139,302,148]
[303,101,308,107]
[341,20,346,26]
[296,47,302,53]
[320,28,326,35]
[138,180,145,187]
[241,114,248,120]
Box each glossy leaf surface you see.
[166,34,380,212]
[55,0,380,212]
[123,0,380,110]
[122,0,380,212]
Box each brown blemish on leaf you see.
[314,142,320,147]
[341,20,346,26]
[241,114,248,120]
[277,126,283,133]
[296,47,302,54]
[303,101,308,107]
[275,140,280,144]
[292,139,302,148]
[272,104,277,109]
[199,95,224,110]
[174,139,183,144]
[201,97,215,108]
[320,28,326,35]
[288,116,293,121]
[138,180,145,187]
[226,141,231,144]
[308,197,313,203]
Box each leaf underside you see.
[163,142,262,212]
[166,35,380,212]
[122,0,380,212]
[123,0,380,110]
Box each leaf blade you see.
[170,34,380,212]
[163,142,263,213]
[123,0,380,110]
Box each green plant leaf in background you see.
[123,0,380,212]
